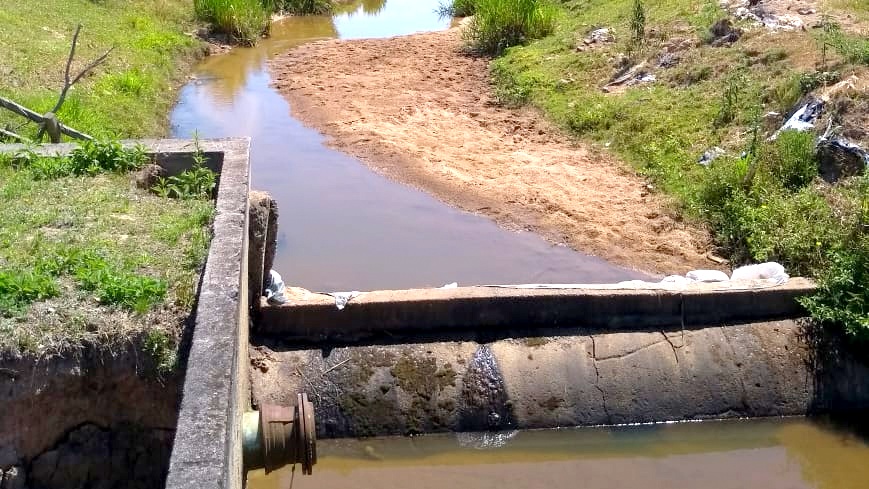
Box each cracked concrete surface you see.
[251,319,869,437]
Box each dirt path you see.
[269,28,716,275]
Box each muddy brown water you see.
[247,417,869,489]
[170,0,650,292]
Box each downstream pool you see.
[170,0,648,292]
[248,417,869,489]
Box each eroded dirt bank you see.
[270,28,715,275]
[0,347,180,489]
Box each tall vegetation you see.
[464,0,556,54]
[628,0,646,53]
[193,0,271,45]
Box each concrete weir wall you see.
[0,139,253,489]
[251,281,869,438]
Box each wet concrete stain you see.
[459,345,514,431]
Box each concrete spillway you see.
[251,318,869,438]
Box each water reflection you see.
[336,0,388,15]
[247,417,869,489]
[194,16,338,102]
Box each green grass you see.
[0,144,215,363]
[194,0,271,45]
[490,0,869,342]
[0,0,202,140]
[464,0,557,54]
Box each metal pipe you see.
[243,393,317,475]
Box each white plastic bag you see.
[730,262,789,285]
[686,270,730,282]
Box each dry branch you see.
[0,96,93,141]
[36,24,113,142]
[0,127,31,143]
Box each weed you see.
[151,152,217,200]
[193,0,269,45]
[12,141,148,180]
[628,0,646,54]
[68,140,149,176]
[714,70,745,128]
[817,17,869,66]
[0,269,58,317]
[801,176,869,342]
[143,328,178,375]
[464,0,557,54]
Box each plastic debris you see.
[698,147,726,166]
[326,291,361,310]
[730,262,789,285]
[686,270,730,282]
[817,135,869,183]
[264,270,288,305]
[584,27,614,45]
[772,98,824,139]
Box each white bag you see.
[686,270,730,282]
[730,262,789,284]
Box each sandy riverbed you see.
[269,27,716,275]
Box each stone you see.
[818,137,868,183]
[133,163,166,190]
[2,466,27,489]
[709,18,742,46]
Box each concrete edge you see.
[256,278,816,341]
[160,139,251,489]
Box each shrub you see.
[802,176,869,342]
[760,129,817,191]
[193,0,269,45]
[464,0,556,54]
[438,0,477,17]
[713,71,745,128]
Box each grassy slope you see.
[493,0,869,339]
[0,0,202,139]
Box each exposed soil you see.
[0,346,181,488]
[270,28,717,276]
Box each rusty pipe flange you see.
[252,394,317,474]
[298,393,317,475]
